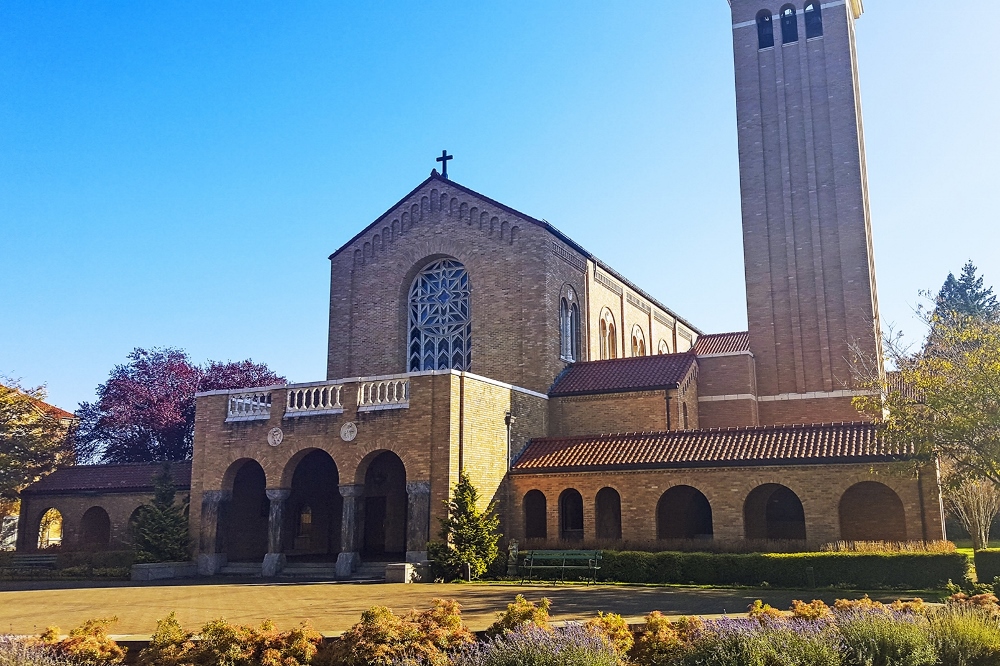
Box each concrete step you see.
[279,564,339,579]
[219,562,261,576]
[348,562,393,581]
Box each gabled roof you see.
[693,331,750,356]
[327,172,701,335]
[549,353,697,397]
[22,461,192,495]
[512,422,910,473]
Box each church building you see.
[17,0,946,577]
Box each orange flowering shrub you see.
[40,618,126,665]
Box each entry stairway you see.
[217,560,388,581]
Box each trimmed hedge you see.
[974,549,1000,584]
[599,550,970,590]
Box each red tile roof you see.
[22,461,192,495]
[693,331,750,356]
[549,354,697,396]
[512,422,909,472]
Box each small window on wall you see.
[804,1,822,38]
[658,339,671,355]
[757,10,775,49]
[599,309,617,360]
[781,5,799,44]
[631,325,646,357]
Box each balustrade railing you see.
[285,383,344,415]
[357,378,410,411]
[227,391,272,421]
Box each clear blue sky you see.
[2,1,997,411]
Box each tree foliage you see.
[855,264,1000,514]
[428,471,500,581]
[0,379,74,504]
[934,261,1000,325]
[74,347,284,464]
[131,462,190,563]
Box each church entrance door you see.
[286,450,342,561]
[360,451,407,561]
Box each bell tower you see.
[728,0,882,424]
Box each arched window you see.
[559,489,584,541]
[408,259,472,371]
[631,325,646,357]
[757,9,775,49]
[781,5,799,44]
[599,309,617,360]
[37,508,62,549]
[523,490,547,539]
[595,487,622,540]
[658,339,671,355]
[804,1,822,38]
[560,289,580,362]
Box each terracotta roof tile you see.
[693,331,750,356]
[512,422,910,472]
[549,354,697,396]
[22,461,192,495]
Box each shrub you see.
[791,600,834,621]
[485,595,551,637]
[194,617,322,666]
[328,599,473,666]
[585,612,634,656]
[629,612,686,666]
[747,600,787,621]
[950,594,1000,610]
[930,604,1000,666]
[598,550,969,589]
[135,612,193,666]
[451,625,620,666]
[40,618,126,666]
[428,471,500,581]
[679,617,841,666]
[975,550,1000,584]
[131,462,190,563]
[836,610,936,666]
[0,637,73,666]
[821,541,956,554]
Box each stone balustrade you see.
[285,383,344,416]
[357,378,410,412]
[227,391,272,421]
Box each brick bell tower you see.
[728,0,883,425]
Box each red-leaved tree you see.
[74,348,284,464]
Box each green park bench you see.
[519,549,601,584]
[10,554,59,569]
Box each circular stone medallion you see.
[340,421,358,442]
[267,427,283,447]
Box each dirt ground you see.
[0,579,919,637]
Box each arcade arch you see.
[839,481,907,542]
[656,486,713,540]
[744,483,806,541]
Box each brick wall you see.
[17,490,163,552]
[549,390,668,438]
[509,461,944,551]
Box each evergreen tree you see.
[132,462,190,562]
[427,471,500,580]
[934,261,999,323]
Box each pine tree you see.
[132,462,190,563]
[935,261,999,323]
[427,471,500,580]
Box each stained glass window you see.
[408,259,472,371]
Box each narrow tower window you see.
[560,292,580,362]
[781,5,799,44]
[804,2,823,38]
[599,309,617,360]
[756,10,775,50]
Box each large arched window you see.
[757,9,775,49]
[781,5,799,44]
[804,1,823,38]
[560,288,580,362]
[599,309,617,360]
[408,259,472,371]
[631,325,647,357]
[658,339,671,355]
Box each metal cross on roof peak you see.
[436,150,453,179]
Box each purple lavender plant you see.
[0,637,74,666]
[450,623,620,666]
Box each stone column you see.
[262,488,290,577]
[336,484,364,578]
[197,490,231,576]
[406,481,431,563]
